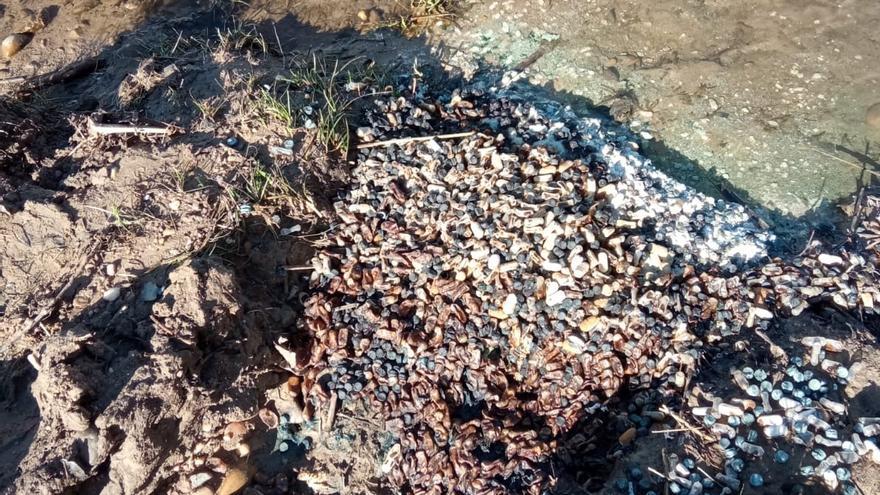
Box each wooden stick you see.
[323,392,338,432]
[515,38,561,72]
[659,405,714,443]
[647,467,669,480]
[651,428,690,434]
[1,239,102,355]
[754,328,787,360]
[0,56,104,92]
[356,131,475,149]
[283,265,314,272]
[661,449,670,495]
[89,119,175,136]
[0,76,26,85]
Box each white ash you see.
[490,88,773,269]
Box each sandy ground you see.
[439,0,880,236]
[0,1,879,494]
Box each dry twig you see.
[0,56,104,92]
[356,131,476,149]
[659,405,714,443]
[88,119,177,136]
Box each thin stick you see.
[284,265,314,272]
[0,56,104,92]
[697,467,714,480]
[0,76,26,85]
[2,239,103,355]
[806,146,880,179]
[323,392,338,432]
[515,38,561,72]
[356,131,475,149]
[652,428,690,434]
[661,449,670,495]
[659,405,714,443]
[851,183,867,234]
[89,120,176,136]
[647,467,669,480]
[754,328,787,360]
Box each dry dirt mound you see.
[0,5,358,493]
[8,259,273,494]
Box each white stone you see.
[483,253,500,271]
[102,287,121,301]
[502,294,517,315]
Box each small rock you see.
[140,281,161,302]
[674,371,686,388]
[818,253,845,266]
[190,472,212,489]
[866,102,880,129]
[752,307,773,319]
[749,473,764,487]
[61,459,88,481]
[487,254,501,271]
[619,427,637,445]
[61,407,91,432]
[502,294,517,315]
[102,287,121,301]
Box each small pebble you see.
[102,287,121,301]
[140,282,161,302]
[774,450,790,464]
[189,472,212,489]
[749,473,764,487]
[866,102,880,129]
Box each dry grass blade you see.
[356,131,475,149]
[658,405,714,443]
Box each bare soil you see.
[0,1,879,495]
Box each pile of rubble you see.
[280,88,880,494]
[656,337,877,495]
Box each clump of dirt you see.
[0,97,46,209]
[9,258,270,494]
